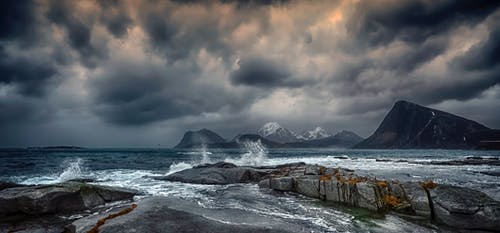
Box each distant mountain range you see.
[175,100,500,150]
[257,122,333,143]
[174,123,363,149]
[354,100,500,149]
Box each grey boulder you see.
[0,181,137,216]
[430,185,500,231]
[159,162,268,185]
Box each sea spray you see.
[167,162,193,175]
[225,139,268,166]
[167,145,211,175]
[58,158,85,182]
[200,144,211,164]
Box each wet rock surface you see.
[155,162,308,185]
[168,162,500,232]
[0,181,137,216]
[373,156,500,166]
[2,162,499,232]
[414,157,500,166]
[68,196,295,233]
[430,185,500,231]
[0,181,25,191]
[155,162,270,184]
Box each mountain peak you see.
[394,99,412,105]
[174,129,226,148]
[258,122,283,137]
[302,126,331,140]
[355,100,489,149]
[392,100,423,110]
[258,122,299,143]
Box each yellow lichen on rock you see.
[87,204,138,233]
[376,180,388,188]
[319,174,332,181]
[420,180,437,190]
[383,194,401,208]
[318,166,326,175]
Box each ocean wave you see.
[224,140,268,166]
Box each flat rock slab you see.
[68,197,295,233]
[414,157,500,166]
[158,162,269,184]
[0,181,137,216]
[0,181,25,191]
[430,185,500,231]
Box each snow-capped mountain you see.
[257,122,300,143]
[301,127,332,140]
[257,122,334,143]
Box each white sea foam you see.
[165,145,211,175]
[225,140,268,166]
[200,144,211,164]
[58,158,85,182]
[167,162,193,175]
[19,158,87,185]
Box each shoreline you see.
[1,161,499,232]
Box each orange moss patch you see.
[346,176,365,184]
[318,166,326,175]
[383,194,401,208]
[420,180,437,189]
[319,174,332,181]
[332,173,366,184]
[376,180,388,188]
[87,204,137,233]
[335,173,345,182]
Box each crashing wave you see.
[225,139,268,166]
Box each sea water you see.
[1,145,499,232]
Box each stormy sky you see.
[1,0,500,147]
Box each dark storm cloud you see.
[46,0,107,68]
[140,13,178,56]
[1,0,500,147]
[89,59,264,126]
[172,0,290,6]
[0,48,57,97]
[385,38,447,73]
[98,0,133,38]
[138,11,221,62]
[417,18,500,104]
[330,38,447,98]
[230,58,302,88]
[453,26,500,71]
[329,1,500,114]
[0,96,50,124]
[137,0,272,64]
[90,63,191,125]
[350,0,500,46]
[0,0,38,44]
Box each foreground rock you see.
[155,162,306,184]
[0,181,137,216]
[68,196,292,233]
[167,162,500,232]
[0,181,24,191]
[430,185,500,230]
